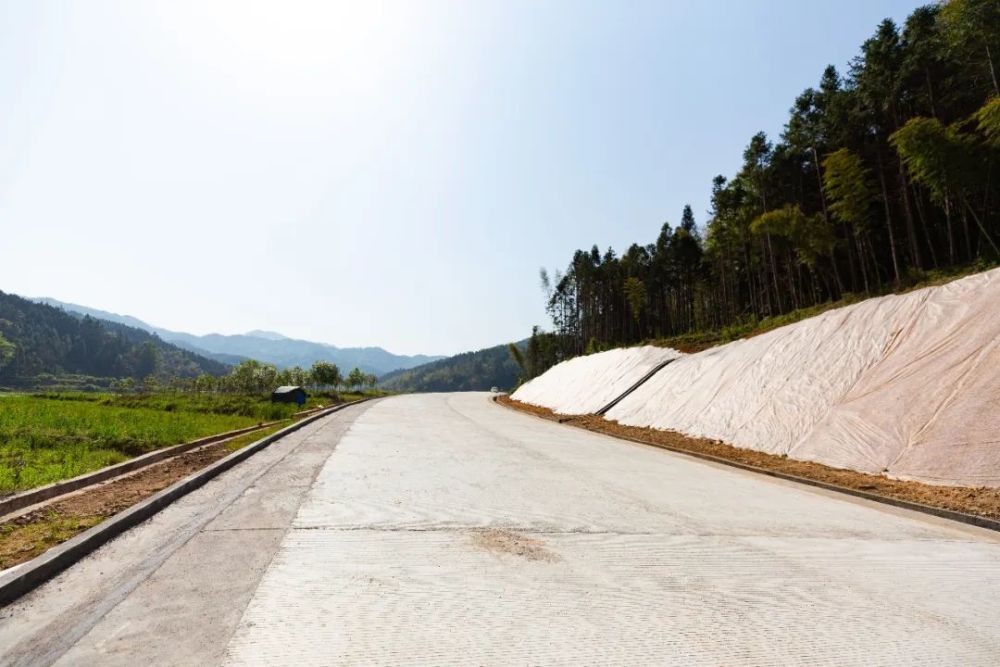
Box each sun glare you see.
[147,0,418,96]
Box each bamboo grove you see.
[539,1,1000,359]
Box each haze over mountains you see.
[34,298,444,377]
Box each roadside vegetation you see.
[223,422,289,453]
[0,395,258,494]
[0,358,387,496]
[515,1,1000,378]
[0,421,292,569]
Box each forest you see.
[0,291,228,384]
[380,342,523,392]
[536,1,1000,365]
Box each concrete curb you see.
[0,399,367,607]
[0,404,340,518]
[493,396,1000,534]
[0,422,281,518]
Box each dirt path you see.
[499,395,1000,524]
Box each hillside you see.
[513,268,1000,488]
[34,298,444,375]
[380,342,523,392]
[0,292,228,385]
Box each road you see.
[2,393,1000,665]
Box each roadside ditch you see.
[0,424,286,570]
[498,395,1000,529]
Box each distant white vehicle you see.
[490,386,500,393]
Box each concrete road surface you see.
[2,393,1000,666]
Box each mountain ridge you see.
[32,297,444,376]
[0,292,228,385]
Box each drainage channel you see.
[594,357,677,416]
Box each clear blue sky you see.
[0,0,925,356]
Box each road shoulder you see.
[0,402,370,667]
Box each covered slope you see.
[603,268,1000,487]
[516,269,1000,488]
[788,270,1000,486]
[511,346,682,415]
[607,292,927,455]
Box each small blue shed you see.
[271,385,308,405]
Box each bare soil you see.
[472,529,560,562]
[498,396,1000,524]
[0,425,283,570]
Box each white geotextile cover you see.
[603,268,1000,487]
[511,346,683,416]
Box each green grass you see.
[29,392,311,422]
[332,390,390,402]
[28,388,384,419]
[0,395,262,494]
[0,387,384,495]
[221,422,288,452]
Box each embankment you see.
[512,268,1000,488]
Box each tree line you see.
[114,359,379,395]
[381,342,522,392]
[537,1,1000,364]
[0,291,227,382]
[0,292,380,395]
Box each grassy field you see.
[0,395,261,494]
[0,389,385,495]
[29,392,323,421]
[0,389,378,495]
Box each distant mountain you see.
[157,330,443,375]
[380,341,525,393]
[244,329,289,341]
[34,297,445,376]
[0,291,228,384]
[33,298,154,333]
[31,298,246,366]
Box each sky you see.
[0,0,926,356]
